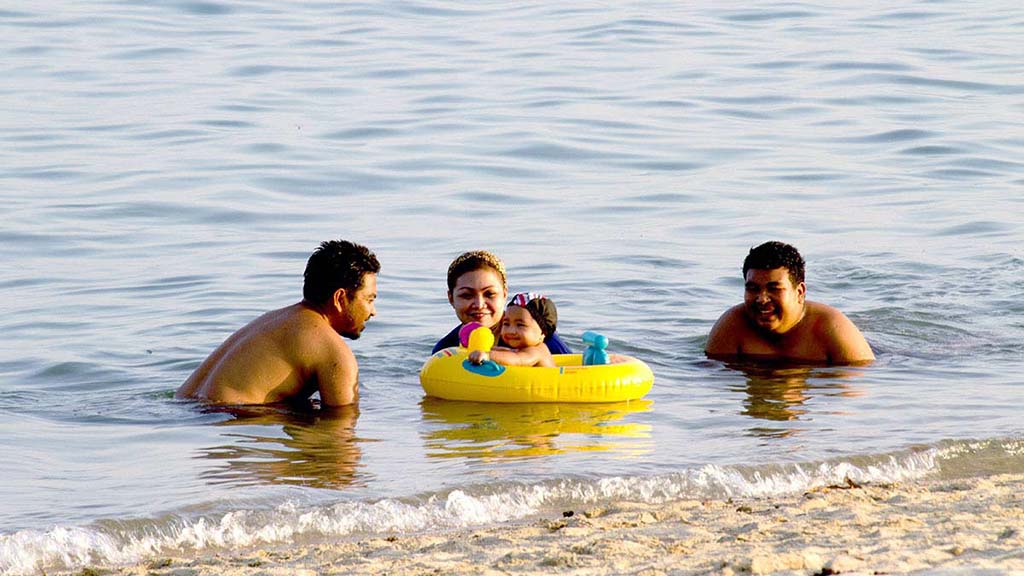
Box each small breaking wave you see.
[3,437,1021,575]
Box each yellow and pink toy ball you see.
[458,322,482,347]
[467,326,494,352]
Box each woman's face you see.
[448,267,507,328]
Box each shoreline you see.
[62,473,1024,576]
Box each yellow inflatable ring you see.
[419,348,654,403]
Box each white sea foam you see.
[0,447,946,575]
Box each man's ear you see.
[796,282,806,303]
[333,288,349,311]
[447,291,454,307]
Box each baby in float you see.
[422,293,652,402]
[468,292,558,368]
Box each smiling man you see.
[176,240,380,406]
[705,241,874,365]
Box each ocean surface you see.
[1,0,1023,573]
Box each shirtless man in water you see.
[706,241,874,365]
[176,240,380,406]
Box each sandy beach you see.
[71,473,1024,576]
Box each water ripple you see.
[830,72,1023,94]
[818,61,915,72]
[934,221,1014,237]
[860,10,953,23]
[899,145,967,156]
[844,129,938,143]
[721,10,820,23]
[502,142,631,162]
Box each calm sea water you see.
[2,0,1023,573]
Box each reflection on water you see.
[195,404,366,489]
[420,398,653,460]
[725,362,866,439]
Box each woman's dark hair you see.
[303,240,380,305]
[445,250,507,293]
[742,241,805,285]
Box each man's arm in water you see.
[314,338,360,406]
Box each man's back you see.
[176,303,359,405]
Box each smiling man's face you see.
[743,267,806,335]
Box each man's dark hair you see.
[742,241,805,286]
[303,240,380,305]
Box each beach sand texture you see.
[75,473,1024,576]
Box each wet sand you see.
[80,474,1024,575]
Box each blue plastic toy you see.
[582,331,610,366]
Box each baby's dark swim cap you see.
[506,292,557,337]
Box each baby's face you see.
[500,306,545,349]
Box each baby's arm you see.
[477,344,554,367]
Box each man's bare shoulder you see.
[712,304,748,328]
[803,301,858,333]
[275,304,351,357]
[706,304,751,356]
[804,301,875,363]
[804,300,844,317]
[228,305,326,355]
[259,303,321,329]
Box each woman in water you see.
[432,250,571,354]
